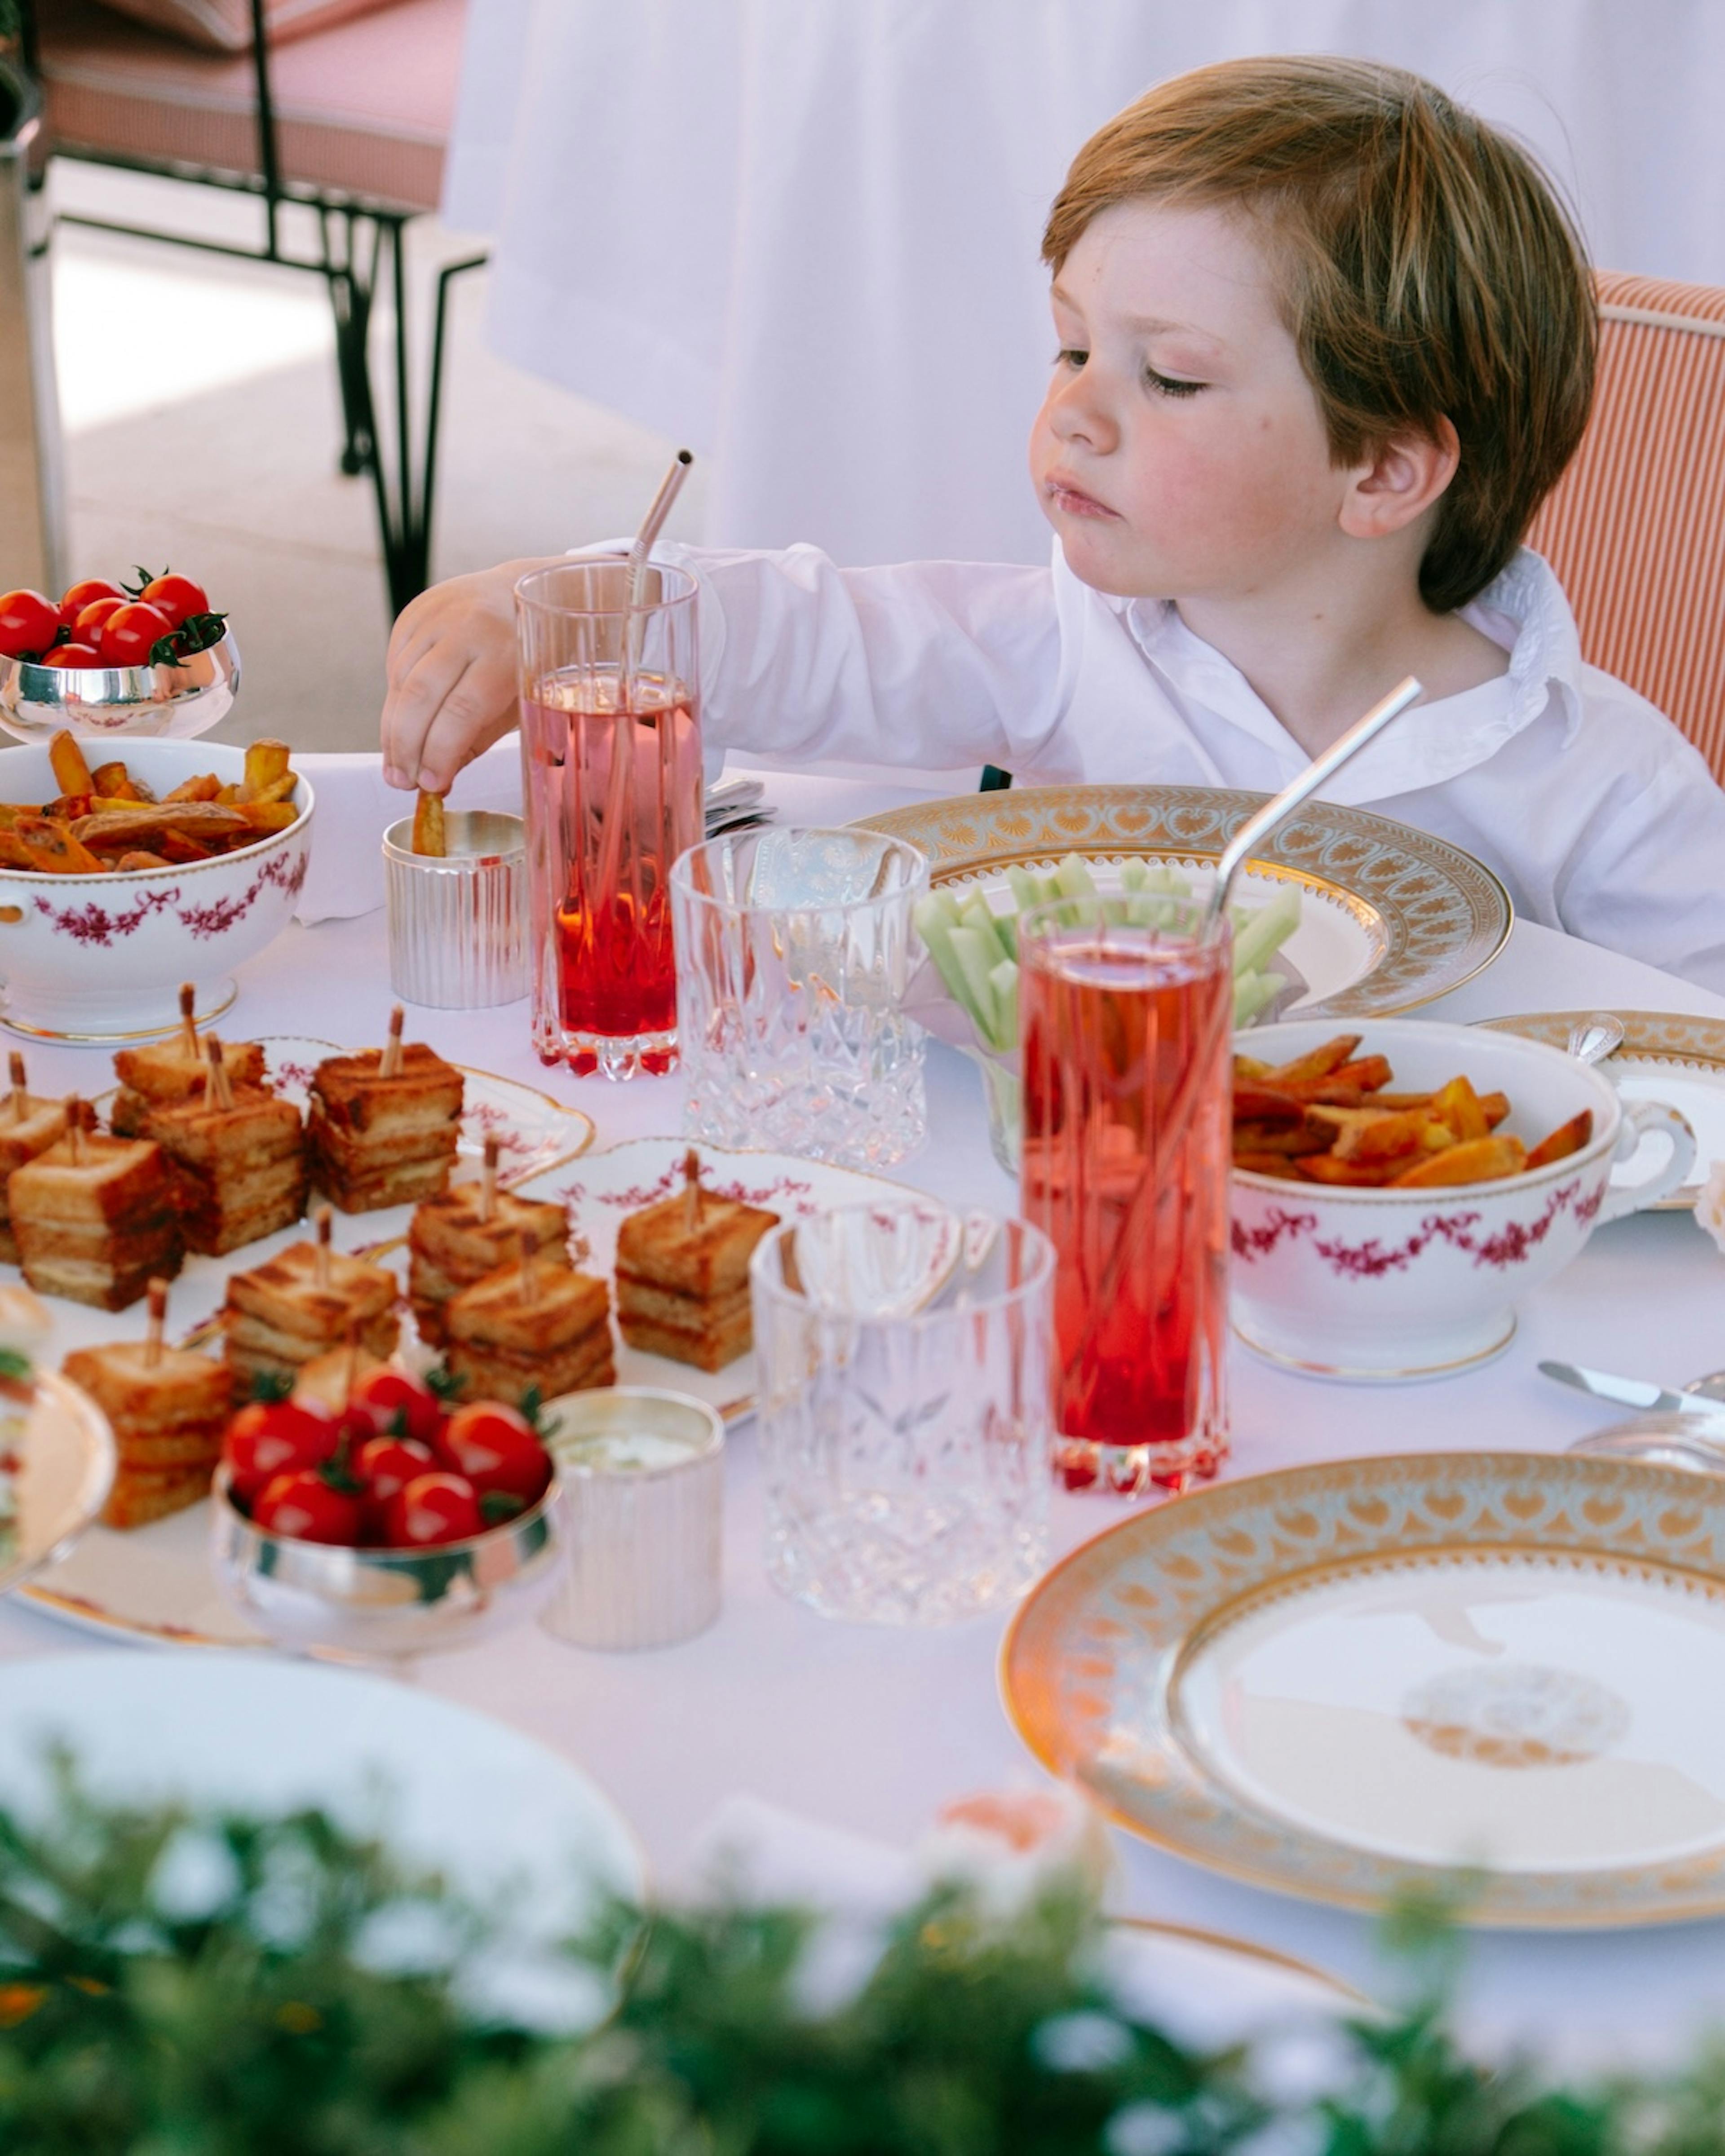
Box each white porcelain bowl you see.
[1230,1018,1695,1381]
[0,738,314,1042]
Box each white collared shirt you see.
[652,537,1725,993]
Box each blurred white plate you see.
[0,1652,643,2030]
[1479,1010,1725,1210]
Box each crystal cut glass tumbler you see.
[1019,894,1232,1499]
[515,561,702,1079]
[750,1209,1054,1624]
[671,826,929,1167]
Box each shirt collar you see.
[1084,544,1587,802]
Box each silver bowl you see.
[208,1464,566,1663]
[0,630,239,743]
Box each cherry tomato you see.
[382,1471,483,1547]
[138,572,208,629]
[57,579,122,632]
[434,1401,550,1507]
[354,1434,435,1510]
[224,1397,338,1506]
[348,1367,443,1446]
[40,644,103,669]
[73,596,125,642]
[0,588,60,659]
[253,1468,364,1545]
[99,602,174,669]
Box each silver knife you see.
[1539,1360,1725,1418]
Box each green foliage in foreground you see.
[0,1775,1722,2155]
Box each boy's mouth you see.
[1044,473,1118,520]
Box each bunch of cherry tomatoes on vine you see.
[0,569,226,670]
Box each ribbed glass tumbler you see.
[670,826,929,1168]
[383,811,527,1008]
[749,1210,1055,1624]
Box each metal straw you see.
[1207,674,1424,921]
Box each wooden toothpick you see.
[144,1277,167,1370]
[64,1094,81,1166]
[380,1005,405,1080]
[178,982,198,1062]
[314,1204,333,1291]
[205,1035,234,1112]
[682,1147,701,1235]
[480,1132,500,1225]
[518,1228,539,1307]
[8,1052,25,1125]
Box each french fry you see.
[235,802,299,834]
[90,762,144,802]
[1430,1074,1491,1143]
[1233,1118,1333,1157]
[1525,1109,1593,1170]
[1235,1151,1306,1178]
[1335,1109,1454,1165]
[243,739,292,795]
[48,730,94,798]
[73,804,251,849]
[115,851,172,871]
[250,773,297,806]
[162,774,221,804]
[1480,1091,1510,1129]
[1233,1056,1274,1082]
[1262,1036,1362,1087]
[157,831,215,863]
[12,815,105,875]
[1232,1086,1308,1125]
[1391,1135,1529,1188]
[412,789,447,857]
[1296,1153,1410,1186]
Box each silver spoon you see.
[1566,1012,1624,1065]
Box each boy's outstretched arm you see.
[381,557,561,794]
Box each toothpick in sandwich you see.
[144,1276,167,1370]
[178,981,198,1064]
[380,1005,405,1081]
[682,1147,701,1235]
[480,1131,500,1224]
[314,1202,333,1291]
[8,1052,25,1126]
[204,1034,235,1112]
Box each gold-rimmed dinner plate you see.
[1479,1011,1725,1210]
[1004,1452,1725,1928]
[854,785,1510,1016]
[21,1136,939,1648]
[19,1038,595,1649]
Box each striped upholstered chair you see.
[1529,270,1725,784]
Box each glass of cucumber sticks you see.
[911,853,1303,1172]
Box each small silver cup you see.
[384,810,527,1008]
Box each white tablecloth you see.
[5,761,1725,2066]
[445,0,1725,565]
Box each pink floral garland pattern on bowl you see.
[30,849,309,948]
[1232,1177,1604,1277]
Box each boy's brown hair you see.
[1043,57,1596,613]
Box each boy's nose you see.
[1049,370,1117,453]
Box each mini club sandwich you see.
[110,985,266,1138]
[63,1279,231,1529]
[308,1007,464,1213]
[145,1037,307,1256]
[9,1100,183,1311]
[221,1206,399,1391]
[444,1230,613,1406]
[614,1149,779,1373]
[0,1055,70,1265]
[407,1134,567,1345]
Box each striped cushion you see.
[1528,271,1725,782]
[36,0,462,211]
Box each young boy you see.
[380,56,1725,992]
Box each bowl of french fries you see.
[0,625,238,743]
[1229,1018,1697,1381]
[0,732,314,1043]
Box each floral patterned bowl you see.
[1231,1019,1695,1381]
[0,738,314,1043]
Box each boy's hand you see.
[380,558,557,794]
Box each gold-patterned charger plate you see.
[854,785,1510,1015]
[1479,1011,1725,1210]
[1004,1452,1725,1927]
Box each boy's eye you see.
[1145,365,1204,398]
[1054,347,1088,370]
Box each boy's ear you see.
[1338,417,1460,541]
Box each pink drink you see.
[519,667,702,1078]
[1019,910,1232,1496]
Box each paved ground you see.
[45,161,710,752]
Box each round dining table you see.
[1,757,1723,2069]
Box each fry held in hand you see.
[1231,1033,1591,1190]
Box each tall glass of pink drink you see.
[514,561,702,1078]
[1018,893,1232,1496]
